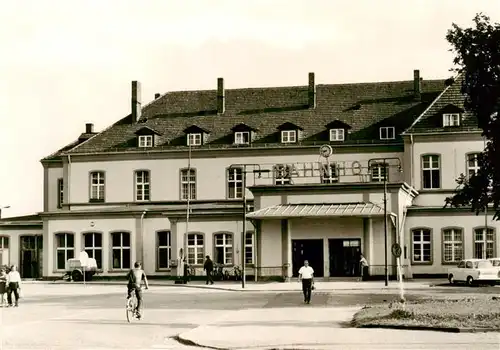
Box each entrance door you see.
[292,239,324,277]
[329,238,361,277]
[19,235,43,279]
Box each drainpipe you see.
[140,209,147,264]
[67,155,72,210]
[409,135,414,186]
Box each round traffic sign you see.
[319,145,333,158]
[391,243,402,258]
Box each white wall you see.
[47,167,63,211]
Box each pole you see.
[241,166,247,289]
[184,144,192,282]
[383,162,388,287]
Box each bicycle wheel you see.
[126,297,136,323]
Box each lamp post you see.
[228,164,270,289]
[367,158,402,287]
[0,205,10,219]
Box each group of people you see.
[0,265,22,307]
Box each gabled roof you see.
[277,121,304,131]
[325,120,352,130]
[134,126,162,135]
[404,74,481,134]
[45,76,448,156]
[183,125,210,134]
[231,123,258,132]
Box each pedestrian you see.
[359,254,369,281]
[298,260,314,304]
[0,267,7,307]
[203,255,214,285]
[7,265,21,307]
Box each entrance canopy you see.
[246,202,395,220]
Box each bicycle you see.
[126,287,145,323]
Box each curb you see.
[357,323,500,333]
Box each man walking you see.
[359,253,369,281]
[298,260,314,304]
[203,255,214,285]
[7,265,21,307]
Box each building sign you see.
[271,161,370,179]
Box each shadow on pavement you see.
[51,318,198,328]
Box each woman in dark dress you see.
[0,267,7,307]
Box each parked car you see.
[448,259,500,286]
[64,257,98,282]
[488,258,500,268]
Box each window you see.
[321,163,338,183]
[274,164,291,185]
[442,228,463,263]
[0,236,9,266]
[379,127,395,140]
[214,233,233,265]
[111,232,131,269]
[227,168,243,199]
[245,232,254,265]
[55,233,74,270]
[467,153,480,178]
[89,171,105,201]
[157,230,171,269]
[474,228,495,259]
[281,130,297,143]
[329,128,345,141]
[57,178,64,209]
[187,233,204,265]
[83,232,102,269]
[180,168,196,200]
[234,131,250,145]
[138,135,153,147]
[443,113,460,127]
[135,170,150,201]
[370,163,387,182]
[187,133,202,146]
[422,155,440,189]
[412,228,431,263]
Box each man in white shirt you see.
[298,260,314,304]
[7,265,22,307]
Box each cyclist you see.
[126,262,149,318]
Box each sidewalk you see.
[177,306,500,349]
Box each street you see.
[0,283,499,349]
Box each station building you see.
[0,69,497,280]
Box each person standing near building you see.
[298,260,314,304]
[360,254,369,281]
[0,267,7,307]
[203,255,214,285]
[7,265,21,307]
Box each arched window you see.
[111,232,131,269]
[214,232,233,265]
[55,233,75,270]
[83,232,103,269]
[186,233,204,265]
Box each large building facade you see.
[0,70,497,280]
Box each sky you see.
[1,0,499,218]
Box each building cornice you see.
[402,132,483,143]
[407,206,496,215]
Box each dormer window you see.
[187,133,202,146]
[329,129,345,141]
[379,127,395,140]
[443,113,460,127]
[183,125,210,146]
[277,122,303,144]
[138,135,153,147]
[134,126,161,148]
[231,123,257,145]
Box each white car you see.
[447,259,500,286]
[488,258,500,268]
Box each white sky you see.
[1,0,499,218]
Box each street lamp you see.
[367,158,402,287]
[228,164,270,288]
[0,205,10,219]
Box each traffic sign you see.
[391,243,402,258]
[319,145,333,158]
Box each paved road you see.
[0,284,499,349]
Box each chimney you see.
[154,93,161,99]
[85,123,94,134]
[308,72,316,109]
[131,81,142,123]
[413,69,421,101]
[217,77,225,115]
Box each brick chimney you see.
[413,70,421,101]
[217,77,225,115]
[308,72,316,109]
[85,123,94,133]
[131,81,142,123]
[154,93,161,99]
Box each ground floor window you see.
[474,227,495,259]
[187,233,204,265]
[157,230,171,269]
[111,232,131,269]
[0,236,9,266]
[411,228,431,263]
[55,233,75,270]
[442,228,463,263]
[245,232,254,265]
[83,232,103,269]
[214,233,233,265]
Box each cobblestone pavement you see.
[0,284,499,349]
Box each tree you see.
[444,14,500,219]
